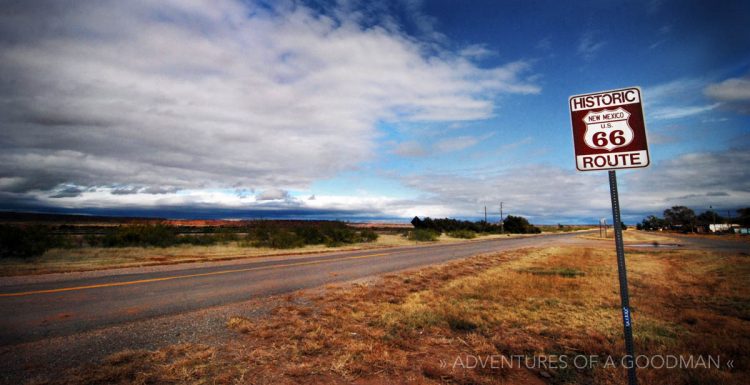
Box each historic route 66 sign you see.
[569,87,650,171]
[583,108,634,151]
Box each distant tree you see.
[737,208,750,227]
[409,215,538,234]
[663,206,696,232]
[696,210,724,226]
[639,215,667,231]
[422,217,436,231]
[503,215,541,234]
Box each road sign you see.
[569,87,649,171]
[569,87,650,385]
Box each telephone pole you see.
[484,205,487,222]
[500,202,504,234]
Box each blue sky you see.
[0,0,748,224]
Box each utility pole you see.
[484,205,487,223]
[500,202,504,234]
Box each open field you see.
[536,225,595,233]
[669,232,750,244]
[0,232,554,277]
[578,229,681,244]
[580,229,750,245]
[42,240,748,384]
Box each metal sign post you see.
[609,170,637,384]
[569,87,650,385]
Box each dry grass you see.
[27,344,247,385]
[47,244,749,385]
[671,232,750,244]
[578,229,679,244]
[538,225,596,233]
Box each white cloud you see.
[392,141,427,157]
[459,44,494,59]
[0,0,540,197]
[433,136,480,153]
[392,132,493,158]
[577,32,606,60]
[644,78,719,120]
[650,103,719,120]
[255,188,290,201]
[705,77,750,101]
[645,78,705,102]
[704,75,750,114]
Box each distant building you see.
[705,223,746,233]
[709,224,734,233]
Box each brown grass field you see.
[36,241,748,385]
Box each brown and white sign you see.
[569,87,649,171]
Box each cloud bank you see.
[0,0,539,198]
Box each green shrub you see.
[178,235,219,246]
[408,229,439,242]
[98,224,179,248]
[212,228,239,244]
[246,221,378,249]
[293,225,325,245]
[359,229,379,242]
[250,223,305,249]
[0,225,63,259]
[447,230,476,239]
[322,225,358,247]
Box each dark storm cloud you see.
[141,186,180,195]
[110,186,141,195]
[49,186,85,198]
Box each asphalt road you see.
[0,232,592,347]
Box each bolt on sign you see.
[569,87,649,171]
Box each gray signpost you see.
[569,87,650,385]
